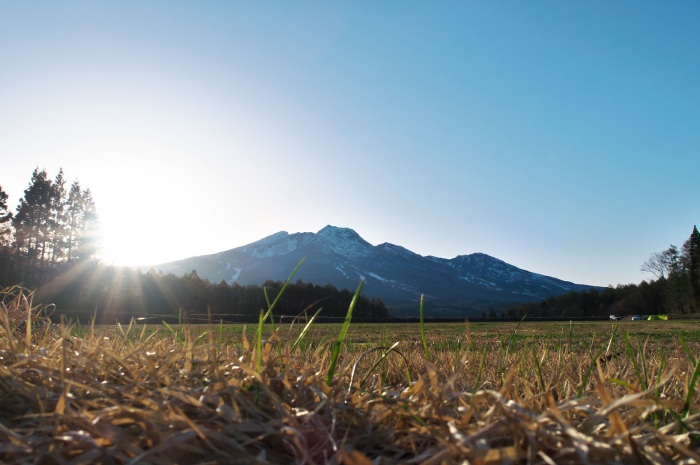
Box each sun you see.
[98,210,174,267]
[97,206,197,268]
[100,228,151,267]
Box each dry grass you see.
[0,287,699,465]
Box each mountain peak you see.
[255,231,289,245]
[318,224,356,236]
[316,225,373,259]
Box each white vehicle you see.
[610,315,622,321]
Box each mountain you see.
[152,225,599,317]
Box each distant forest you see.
[35,263,389,323]
[503,226,700,318]
[0,168,388,322]
[2,169,698,321]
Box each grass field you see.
[1,287,699,464]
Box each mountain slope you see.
[153,226,598,317]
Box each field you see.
[1,288,699,464]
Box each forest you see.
[503,225,700,318]
[0,168,99,287]
[2,168,697,321]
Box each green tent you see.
[647,315,668,321]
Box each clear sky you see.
[1,2,698,287]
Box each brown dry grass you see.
[0,287,698,465]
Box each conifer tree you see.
[0,184,12,248]
[13,168,54,272]
[48,169,68,268]
[0,185,10,223]
[75,187,99,261]
[65,181,83,263]
[682,225,700,308]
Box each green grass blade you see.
[251,258,307,370]
[578,346,605,398]
[256,309,264,373]
[263,286,271,310]
[326,280,364,386]
[605,324,618,355]
[359,341,404,387]
[533,345,546,392]
[655,346,666,401]
[291,307,323,353]
[262,257,306,323]
[624,332,646,390]
[162,320,183,345]
[473,344,488,393]
[639,336,649,392]
[679,337,697,365]
[505,314,527,357]
[609,377,635,390]
[682,353,700,418]
[218,319,223,356]
[419,294,430,362]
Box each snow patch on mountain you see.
[317,225,373,259]
[367,272,388,282]
[250,233,314,258]
[458,274,501,290]
[335,263,349,278]
[227,268,241,284]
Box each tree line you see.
[0,168,99,287]
[35,264,389,323]
[503,226,700,318]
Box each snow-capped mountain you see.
[152,226,598,317]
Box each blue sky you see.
[1,2,698,287]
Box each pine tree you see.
[65,181,83,263]
[48,169,68,268]
[13,168,54,274]
[75,187,99,261]
[63,181,100,263]
[0,185,10,223]
[682,225,700,310]
[0,184,12,248]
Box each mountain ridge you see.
[153,225,599,317]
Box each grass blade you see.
[533,345,546,393]
[473,344,488,393]
[655,345,666,401]
[505,314,527,358]
[578,345,605,398]
[256,310,264,373]
[326,280,364,386]
[162,320,183,345]
[679,337,697,365]
[419,294,430,362]
[624,332,647,390]
[682,353,700,418]
[291,307,323,353]
[261,257,306,324]
[218,319,223,356]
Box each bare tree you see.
[641,251,667,279]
